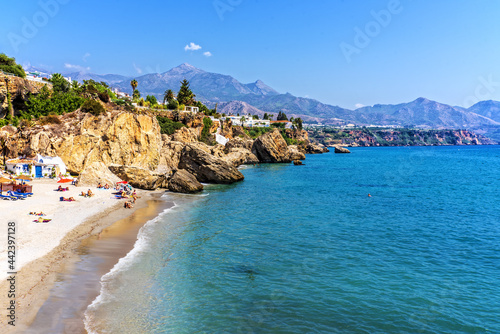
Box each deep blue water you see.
[86,146,500,333]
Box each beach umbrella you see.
[0,177,12,183]
[15,175,33,181]
[57,178,73,183]
[116,181,128,184]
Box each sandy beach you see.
[0,178,160,333]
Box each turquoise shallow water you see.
[86,146,500,333]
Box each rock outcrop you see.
[108,165,167,190]
[168,169,203,193]
[252,129,291,163]
[287,145,306,161]
[77,162,122,187]
[1,110,163,174]
[334,145,351,153]
[223,148,259,167]
[171,127,199,143]
[0,74,48,116]
[178,144,244,184]
[305,143,330,154]
[293,160,304,165]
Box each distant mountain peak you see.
[414,97,431,103]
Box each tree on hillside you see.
[133,89,140,100]
[277,111,288,121]
[177,79,196,106]
[146,95,158,106]
[163,89,175,104]
[130,79,138,100]
[50,73,70,93]
[0,53,25,78]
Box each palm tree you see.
[163,89,175,104]
[130,79,138,95]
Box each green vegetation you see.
[177,79,196,106]
[163,89,175,104]
[80,99,105,116]
[145,95,158,106]
[157,116,185,135]
[25,86,85,118]
[245,126,274,139]
[277,111,288,121]
[0,53,25,78]
[49,73,70,93]
[199,117,215,145]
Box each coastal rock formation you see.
[178,144,244,184]
[252,129,291,163]
[171,127,198,143]
[223,148,259,167]
[0,110,163,174]
[305,143,329,154]
[287,145,306,160]
[168,169,203,193]
[225,137,254,151]
[334,145,351,154]
[293,160,304,165]
[77,162,122,187]
[108,165,167,190]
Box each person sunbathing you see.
[104,184,110,189]
[62,197,76,202]
[124,201,133,209]
[57,185,63,191]
[97,183,102,188]
[87,189,94,197]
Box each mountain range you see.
[34,63,500,141]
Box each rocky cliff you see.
[0,74,49,116]
[1,109,313,193]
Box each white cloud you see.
[64,63,90,72]
[355,103,365,109]
[133,63,143,74]
[203,51,212,57]
[82,52,91,62]
[185,42,202,51]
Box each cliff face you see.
[310,128,497,147]
[0,74,48,116]
[0,110,162,173]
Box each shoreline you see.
[0,181,165,333]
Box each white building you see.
[5,155,67,178]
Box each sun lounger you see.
[0,194,17,200]
[7,191,26,200]
[13,191,33,197]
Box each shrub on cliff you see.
[26,86,85,117]
[157,116,185,135]
[39,113,62,125]
[0,53,25,78]
[199,117,216,145]
[81,99,105,116]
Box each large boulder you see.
[109,165,167,190]
[287,145,306,161]
[171,127,198,143]
[225,137,254,151]
[157,141,185,173]
[77,162,122,187]
[168,169,203,193]
[334,145,351,153]
[178,144,244,184]
[223,148,259,167]
[305,143,330,154]
[252,129,291,163]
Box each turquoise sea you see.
[85,146,500,333]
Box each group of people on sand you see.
[97,182,110,189]
[80,189,94,198]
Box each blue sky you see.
[1,0,500,109]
